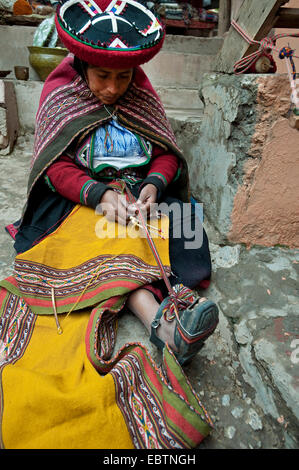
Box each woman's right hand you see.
[99,189,131,225]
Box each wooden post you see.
[214,0,288,73]
[274,7,299,28]
[231,0,244,20]
[218,0,232,36]
[0,80,19,156]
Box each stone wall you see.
[230,76,299,248]
[182,72,299,248]
[0,25,222,113]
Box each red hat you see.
[55,0,165,69]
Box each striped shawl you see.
[28,55,190,203]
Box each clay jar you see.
[14,66,29,80]
[28,46,68,81]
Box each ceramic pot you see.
[14,66,29,80]
[0,70,11,78]
[28,46,68,81]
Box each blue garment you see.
[92,119,151,170]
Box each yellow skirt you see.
[0,204,213,449]
[2,311,133,449]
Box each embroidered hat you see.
[55,0,165,68]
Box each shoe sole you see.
[175,300,219,366]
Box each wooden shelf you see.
[2,13,48,26]
[275,7,299,28]
[163,18,216,30]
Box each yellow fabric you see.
[18,204,170,271]
[2,204,171,449]
[2,310,133,449]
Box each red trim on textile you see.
[0,286,8,304]
[163,400,205,444]
[20,280,138,311]
[164,358,189,401]
[197,279,210,289]
[1,276,19,292]
[46,154,94,204]
[85,300,212,448]
[136,346,205,443]
[148,147,179,185]
[5,223,18,240]
[85,296,124,368]
[97,0,115,10]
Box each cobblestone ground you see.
[0,134,298,449]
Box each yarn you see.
[162,284,199,322]
[279,46,296,80]
[231,19,299,75]
[231,20,299,112]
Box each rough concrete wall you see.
[181,73,258,243]
[229,75,299,248]
[187,73,299,248]
[14,80,42,133]
[0,25,40,81]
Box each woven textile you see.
[27,55,188,205]
[55,0,165,68]
[0,200,213,449]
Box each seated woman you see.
[1,0,218,449]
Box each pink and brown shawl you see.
[29,55,189,202]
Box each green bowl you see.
[28,46,68,81]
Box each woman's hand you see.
[99,184,158,225]
[135,184,158,215]
[99,189,130,225]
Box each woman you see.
[1,0,218,449]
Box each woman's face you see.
[86,66,133,105]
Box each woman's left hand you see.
[134,184,158,215]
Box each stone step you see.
[0,25,39,81]
[162,35,223,55]
[1,25,220,128]
[0,24,222,87]
[12,80,203,132]
[142,50,217,89]
[155,86,203,112]
[13,79,42,131]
